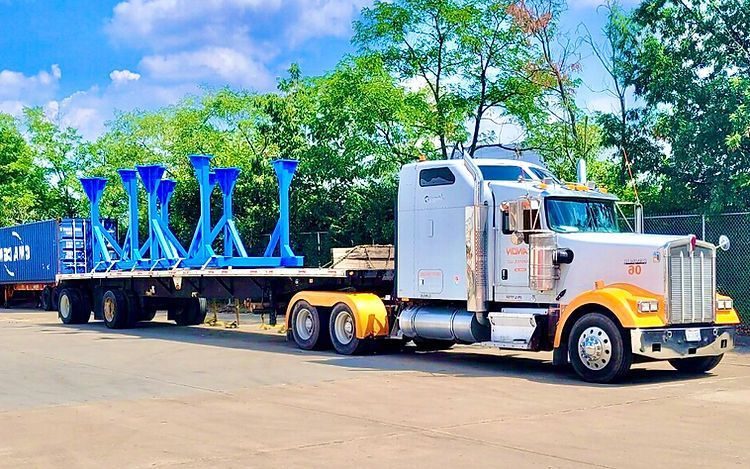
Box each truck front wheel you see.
[291,300,330,350]
[568,313,632,384]
[669,355,723,374]
[329,303,371,355]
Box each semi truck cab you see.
[394,155,739,382]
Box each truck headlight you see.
[717,299,734,310]
[637,300,659,312]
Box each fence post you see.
[701,214,706,240]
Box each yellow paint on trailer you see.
[285,291,389,339]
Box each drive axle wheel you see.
[568,312,631,384]
[291,300,330,350]
[102,290,130,329]
[669,355,723,374]
[329,303,371,355]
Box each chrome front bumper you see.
[631,326,735,360]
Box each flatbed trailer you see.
[55,266,395,326]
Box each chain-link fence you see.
[628,212,750,333]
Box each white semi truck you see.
[55,154,740,383]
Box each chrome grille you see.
[667,244,715,324]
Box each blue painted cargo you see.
[0,219,117,285]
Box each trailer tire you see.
[41,287,54,311]
[102,289,131,329]
[291,300,330,350]
[669,355,723,374]
[329,303,372,355]
[58,288,90,325]
[175,298,207,326]
[568,312,632,384]
[413,338,455,351]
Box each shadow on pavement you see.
[45,315,717,388]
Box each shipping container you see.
[0,219,93,285]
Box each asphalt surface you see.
[0,309,748,468]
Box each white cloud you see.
[287,0,372,44]
[140,46,274,89]
[5,1,375,140]
[109,69,141,84]
[0,65,61,108]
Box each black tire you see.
[58,288,90,324]
[290,300,330,350]
[669,355,723,374]
[413,337,455,351]
[139,307,157,322]
[568,313,632,384]
[175,297,207,326]
[41,287,54,311]
[102,289,131,329]
[329,303,372,355]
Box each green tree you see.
[24,107,90,218]
[0,113,48,225]
[508,0,601,180]
[355,0,542,159]
[629,0,750,211]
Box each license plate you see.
[685,328,702,342]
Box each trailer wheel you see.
[568,312,632,384]
[291,300,330,350]
[669,355,723,374]
[58,288,90,325]
[41,287,54,311]
[175,298,207,326]
[102,290,131,329]
[329,303,372,355]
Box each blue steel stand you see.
[117,169,141,268]
[80,154,304,272]
[263,159,303,267]
[80,177,124,271]
[186,155,217,266]
[136,165,185,268]
[210,167,248,257]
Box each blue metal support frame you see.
[186,154,216,265]
[263,159,303,267]
[80,153,304,272]
[117,169,141,266]
[80,177,124,270]
[136,165,185,268]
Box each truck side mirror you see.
[718,235,730,251]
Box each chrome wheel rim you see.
[578,326,612,371]
[334,310,354,345]
[103,297,116,323]
[59,295,71,320]
[295,308,314,341]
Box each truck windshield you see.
[545,198,619,233]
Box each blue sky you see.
[0,0,638,140]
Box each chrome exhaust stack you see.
[463,152,489,314]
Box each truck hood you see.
[555,232,695,301]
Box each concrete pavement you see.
[0,309,748,468]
